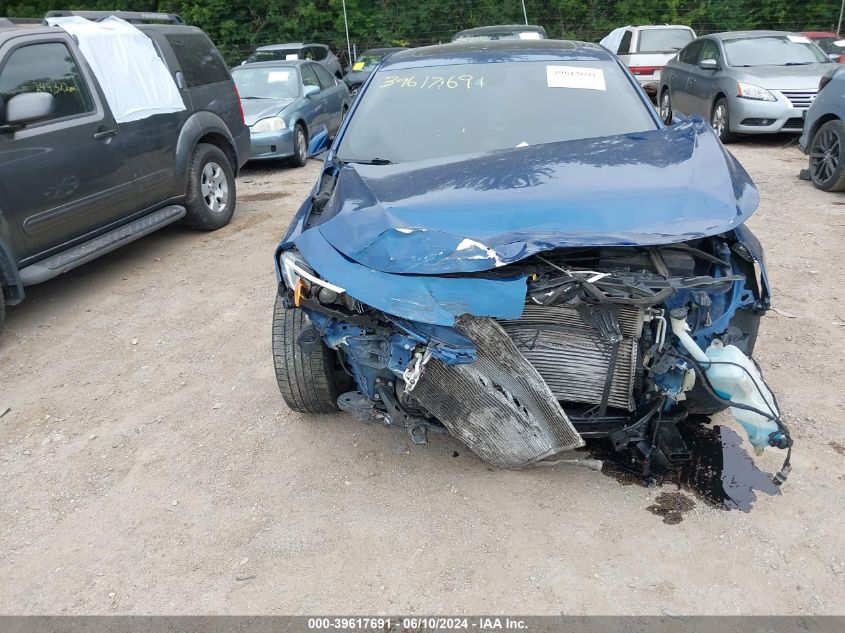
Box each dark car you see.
[342,47,405,95]
[0,12,249,324]
[233,60,350,165]
[804,31,845,62]
[799,65,845,191]
[270,40,791,476]
[243,43,343,79]
[451,24,547,42]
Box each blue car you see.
[272,40,791,475]
[799,65,845,191]
[232,60,350,166]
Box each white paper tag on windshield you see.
[285,53,299,60]
[519,32,542,40]
[268,71,290,82]
[546,65,606,90]
[835,40,845,47]
[787,35,811,44]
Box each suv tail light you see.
[233,85,245,124]
[629,66,662,76]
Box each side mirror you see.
[698,58,718,71]
[1,92,55,131]
[307,125,329,157]
[303,85,320,98]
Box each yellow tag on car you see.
[352,62,365,71]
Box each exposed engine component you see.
[411,315,583,468]
[499,304,644,412]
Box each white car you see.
[601,25,696,99]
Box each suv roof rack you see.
[0,17,43,28]
[44,10,184,25]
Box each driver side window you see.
[699,40,721,64]
[300,64,320,91]
[0,41,93,123]
[678,40,704,65]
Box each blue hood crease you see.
[316,117,758,275]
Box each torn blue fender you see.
[294,227,528,326]
[316,117,758,274]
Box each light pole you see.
[521,0,528,25]
[838,0,845,35]
[342,0,352,63]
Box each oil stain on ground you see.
[647,491,695,524]
[588,417,780,516]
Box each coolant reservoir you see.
[669,311,780,454]
[702,340,779,454]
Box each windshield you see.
[352,52,390,72]
[637,28,694,53]
[812,36,845,55]
[724,36,831,66]
[337,60,656,164]
[232,67,300,99]
[246,49,300,63]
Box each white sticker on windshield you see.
[546,65,606,90]
[519,32,542,40]
[787,35,811,44]
[268,71,290,82]
[285,53,299,60]
[835,40,845,47]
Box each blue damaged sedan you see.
[271,40,792,478]
[232,60,349,166]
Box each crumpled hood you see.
[241,98,295,127]
[318,117,758,275]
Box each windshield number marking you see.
[379,74,484,90]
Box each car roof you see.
[631,24,694,30]
[711,30,797,41]
[454,24,546,36]
[382,39,612,69]
[0,17,51,33]
[256,43,326,51]
[804,31,837,38]
[362,47,406,55]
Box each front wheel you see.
[288,124,308,168]
[711,98,735,143]
[184,143,236,230]
[272,294,342,414]
[659,90,672,125]
[808,119,845,192]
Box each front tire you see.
[711,98,735,143]
[659,89,672,125]
[184,143,236,231]
[272,294,341,414]
[809,119,845,192]
[289,124,308,168]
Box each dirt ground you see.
[1,138,843,615]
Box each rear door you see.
[311,63,343,133]
[0,36,133,260]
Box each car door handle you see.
[93,128,117,140]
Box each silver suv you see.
[243,43,344,79]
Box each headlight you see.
[737,82,777,102]
[251,116,286,133]
[280,250,346,296]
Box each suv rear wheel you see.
[809,119,845,192]
[272,294,342,414]
[184,143,236,230]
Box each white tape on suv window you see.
[546,65,606,91]
[787,35,811,44]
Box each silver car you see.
[243,43,344,79]
[658,31,834,141]
[231,61,350,167]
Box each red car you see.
[804,31,845,63]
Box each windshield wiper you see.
[784,62,813,66]
[241,96,276,100]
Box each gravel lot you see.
[1,138,843,615]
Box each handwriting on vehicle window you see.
[378,75,484,90]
